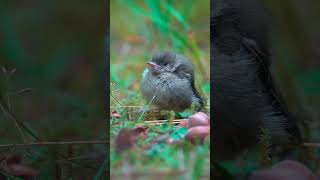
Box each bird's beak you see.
[146,62,161,68]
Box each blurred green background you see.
[110,0,210,179]
[0,1,107,179]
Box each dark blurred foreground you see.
[212,0,320,178]
[265,0,320,168]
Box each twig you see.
[0,102,26,142]
[136,122,182,126]
[137,89,159,121]
[110,106,210,109]
[0,140,109,148]
[303,142,320,148]
[145,119,187,123]
[8,88,32,95]
[56,152,106,163]
[0,102,38,141]
[110,92,123,106]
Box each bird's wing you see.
[185,73,205,111]
[241,37,290,114]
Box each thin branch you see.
[136,121,183,126]
[137,89,159,121]
[111,105,210,109]
[8,88,32,95]
[112,119,185,127]
[56,152,106,163]
[0,102,38,141]
[0,140,109,148]
[0,102,26,142]
[303,142,320,148]
[110,92,123,106]
[144,119,187,122]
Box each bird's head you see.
[146,51,194,78]
[146,51,177,75]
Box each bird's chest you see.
[144,72,191,96]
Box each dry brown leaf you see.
[115,126,150,154]
[115,129,135,154]
[4,164,38,177]
[111,110,122,118]
[5,154,22,165]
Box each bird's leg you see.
[169,111,175,125]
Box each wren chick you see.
[141,51,205,112]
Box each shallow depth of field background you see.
[0,1,107,179]
[110,0,210,179]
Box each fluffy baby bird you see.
[141,51,205,112]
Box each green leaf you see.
[146,143,166,156]
[170,127,188,140]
